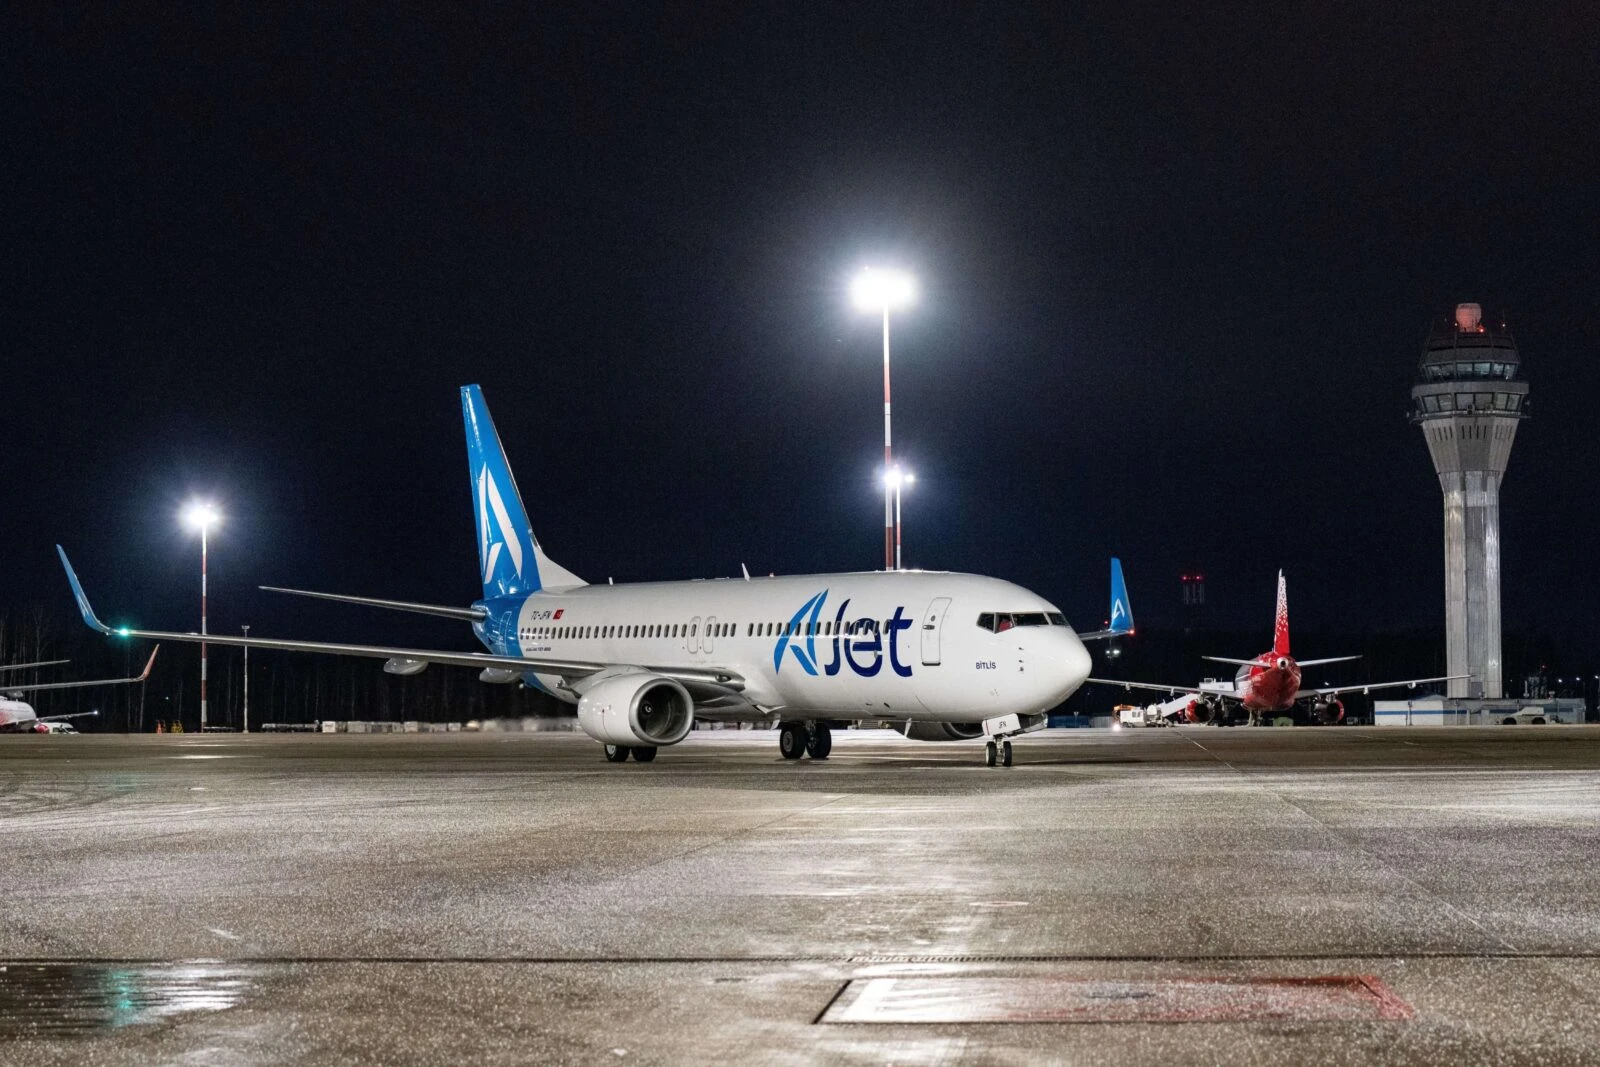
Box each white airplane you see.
[0,648,159,733]
[59,386,1131,767]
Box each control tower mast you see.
[1410,303,1528,698]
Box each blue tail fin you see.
[1108,558,1134,635]
[461,385,585,598]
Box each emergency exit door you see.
[920,597,951,666]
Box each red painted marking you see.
[823,974,1414,1024]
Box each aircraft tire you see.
[805,725,832,759]
[1001,740,1013,767]
[630,746,658,762]
[603,744,631,763]
[779,722,807,760]
[984,740,997,767]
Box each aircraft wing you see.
[37,709,103,723]
[1086,677,1211,698]
[0,659,70,674]
[0,647,159,694]
[59,547,744,691]
[1292,675,1466,700]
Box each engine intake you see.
[903,721,984,742]
[1311,699,1345,725]
[577,673,695,747]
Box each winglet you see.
[1108,557,1134,635]
[137,646,159,681]
[56,546,112,635]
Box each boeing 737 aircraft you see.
[1090,571,1458,725]
[59,386,1131,766]
[0,648,159,733]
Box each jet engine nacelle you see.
[576,673,695,747]
[1310,698,1345,725]
[1184,697,1222,724]
[903,721,984,742]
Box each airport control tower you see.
[1410,303,1528,698]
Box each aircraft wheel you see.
[984,740,998,767]
[603,744,630,763]
[806,724,832,759]
[1001,740,1013,767]
[778,722,808,760]
[630,746,658,762]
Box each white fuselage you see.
[488,570,1091,723]
[0,697,40,731]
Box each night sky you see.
[7,4,1598,667]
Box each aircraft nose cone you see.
[1042,631,1092,704]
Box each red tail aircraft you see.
[1091,572,1460,726]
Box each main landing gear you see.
[983,739,1013,768]
[603,744,658,763]
[779,721,831,761]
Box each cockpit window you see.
[979,610,1070,632]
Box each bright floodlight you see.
[181,501,221,532]
[851,268,916,311]
[884,467,916,490]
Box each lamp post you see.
[851,268,916,570]
[181,501,221,731]
[885,467,916,570]
[241,624,250,734]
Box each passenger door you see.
[704,616,717,655]
[920,597,951,666]
[687,616,701,654]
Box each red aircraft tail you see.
[1273,570,1290,656]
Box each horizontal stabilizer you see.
[260,586,487,622]
[1202,656,1261,667]
[1295,656,1361,668]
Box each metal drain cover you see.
[821,975,1413,1024]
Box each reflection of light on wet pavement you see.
[0,963,253,1036]
[823,974,1414,1024]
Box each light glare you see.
[181,501,221,532]
[851,268,916,311]
[883,467,915,490]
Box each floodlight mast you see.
[887,468,915,570]
[181,502,221,730]
[851,268,916,570]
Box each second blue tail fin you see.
[1108,557,1134,635]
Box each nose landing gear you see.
[983,739,1014,767]
[979,712,1043,767]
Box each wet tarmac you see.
[4,726,1600,1064]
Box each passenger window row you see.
[517,616,903,642]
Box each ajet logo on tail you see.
[478,464,524,587]
[773,590,915,678]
